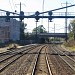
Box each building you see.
[0,18,20,43]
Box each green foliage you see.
[64,19,75,47]
[63,39,75,47]
[24,32,30,40]
[68,32,74,39]
[70,19,75,32]
[69,19,75,40]
[32,25,47,34]
[20,22,27,40]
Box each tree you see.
[32,25,47,34]
[69,19,75,40]
[20,22,27,40]
[32,25,48,43]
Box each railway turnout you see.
[0,44,75,75]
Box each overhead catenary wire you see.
[0,3,75,18]
[40,4,75,14]
[41,0,45,25]
[9,0,13,11]
[30,4,75,16]
[0,0,21,15]
[0,9,20,15]
[12,0,16,10]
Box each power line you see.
[9,0,13,11]
[12,0,16,10]
[61,1,71,41]
[41,0,45,25]
[42,0,45,14]
[30,4,75,16]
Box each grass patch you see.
[67,47,75,51]
[63,39,75,51]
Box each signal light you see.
[5,12,10,22]
[48,11,53,22]
[35,11,40,22]
[20,11,24,21]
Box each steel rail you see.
[31,45,45,75]
[0,45,38,73]
[0,45,37,61]
[31,52,40,75]
[0,45,36,63]
[55,46,75,63]
[0,44,38,56]
[45,47,53,75]
[52,46,75,71]
[0,51,12,56]
[59,55,75,71]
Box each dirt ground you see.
[0,46,23,53]
[0,47,9,53]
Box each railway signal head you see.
[48,11,53,22]
[6,12,10,16]
[48,11,53,16]
[35,11,40,22]
[5,12,10,22]
[20,11,24,21]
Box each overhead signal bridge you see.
[0,4,75,41]
[22,12,75,16]
[0,12,75,17]
[0,4,75,21]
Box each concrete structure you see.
[0,18,20,43]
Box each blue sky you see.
[0,0,74,33]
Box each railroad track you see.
[26,45,53,75]
[45,47,53,75]
[0,44,75,75]
[51,45,75,74]
[58,45,75,61]
[0,44,40,73]
[0,45,37,63]
[11,45,45,75]
[0,44,39,56]
[54,46,75,71]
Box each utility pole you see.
[15,2,22,16]
[20,2,21,13]
[54,23,55,43]
[16,2,23,40]
[48,19,49,33]
[65,1,68,41]
[15,2,26,14]
[61,1,71,41]
[19,2,22,40]
[54,23,55,33]
[36,21,37,38]
[41,0,45,25]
